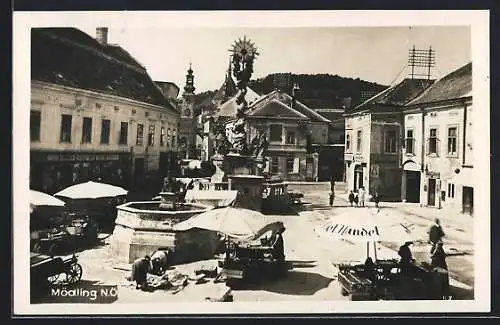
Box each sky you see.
[78,26,471,93]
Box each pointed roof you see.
[214,86,263,118]
[31,28,178,114]
[213,58,238,102]
[407,62,472,105]
[247,99,308,119]
[349,78,435,113]
[248,90,330,123]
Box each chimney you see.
[96,27,108,46]
[291,83,300,109]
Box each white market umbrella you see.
[54,181,128,200]
[30,190,66,208]
[173,206,284,241]
[314,209,420,261]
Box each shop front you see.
[422,170,442,208]
[30,151,132,194]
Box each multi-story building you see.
[314,108,346,181]
[30,27,180,193]
[402,62,473,215]
[214,88,331,181]
[343,78,434,200]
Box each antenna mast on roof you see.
[408,45,435,80]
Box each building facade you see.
[217,89,330,181]
[30,27,180,193]
[402,62,473,215]
[344,78,434,200]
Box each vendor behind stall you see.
[150,249,170,275]
[398,241,415,275]
[270,226,286,261]
[430,241,448,270]
[131,255,151,290]
[363,257,376,282]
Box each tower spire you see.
[183,62,195,95]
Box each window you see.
[384,130,397,153]
[160,127,166,146]
[172,129,176,147]
[60,114,72,143]
[428,128,438,154]
[167,128,171,147]
[270,124,282,142]
[82,117,92,143]
[271,157,279,174]
[356,130,362,153]
[448,127,457,155]
[30,110,41,141]
[346,133,351,151]
[448,183,455,198]
[148,124,155,146]
[119,122,128,145]
[405,129,415,155]
[136,123,144,145]
[286,157,294,172]
[100,119,110,144]
[286,130,295,145]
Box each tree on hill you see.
[194,73,388,111]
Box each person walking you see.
[353,193,359,207]
[358,186,366,207]
[430,241,450,298]
[348,190,355,207]
[329,190,335,207]
[430,241,448,270]
[373,192,380,209]
[330,177,335,192]
[429,218,445,253]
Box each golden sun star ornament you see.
[229,36,259,61]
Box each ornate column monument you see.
[211,36,268,211]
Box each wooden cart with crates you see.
[30,252,83,298]
[337,259,451,301]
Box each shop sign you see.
[95,154,108,161]
[46,154,60,161]
[107,154,119,161]
[60,154,75,161]
[76,154,95,161]
[344,153,353,161]
[370,164,380,177]
[354,154,364,163]
[426,171,440,178]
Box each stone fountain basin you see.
[110,201,218,264]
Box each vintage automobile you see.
[31,212,101,255]
[337,258,451,301]
[261,179,294,213]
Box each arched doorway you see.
[354,164,363,191]
[403,160,421,203]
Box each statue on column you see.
[227,36,259,156]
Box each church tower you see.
[212,56,237,108]
[178,63,198,159]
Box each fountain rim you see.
[116,201,212,214]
